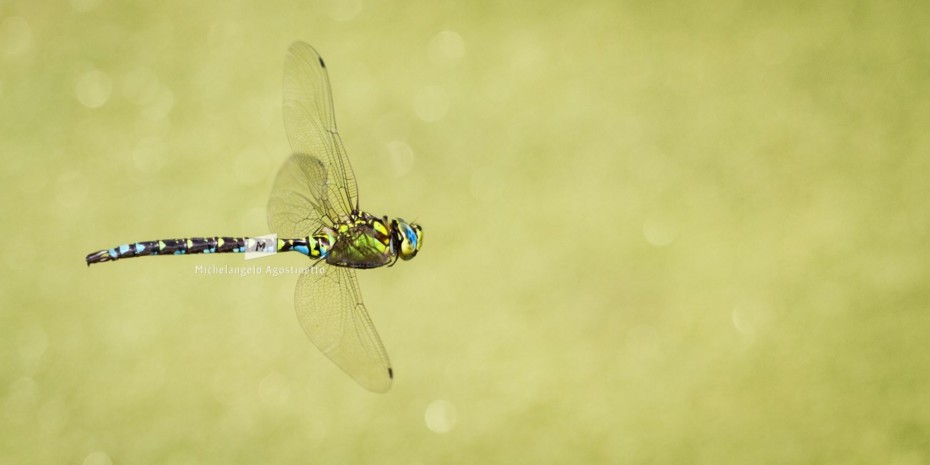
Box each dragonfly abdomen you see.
[279,232,336,260]
[86,234,338,265]
[86,237,270,265]
[278,237,324,258]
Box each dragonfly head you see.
[391,218,422,261]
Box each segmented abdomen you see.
[86,237,273,265]
[86,235,332,266]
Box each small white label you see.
[245,234,277,260]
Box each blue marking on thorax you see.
[135,243,144,254]
[119,244,130,254]
[295,245,310,256]
[108,248,117,258]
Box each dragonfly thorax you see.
[310,211,421,269]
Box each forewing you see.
[294,267,393,392]
[283,41,359,217]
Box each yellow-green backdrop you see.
[1,0,929,463]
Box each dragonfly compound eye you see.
[396,220,421,260]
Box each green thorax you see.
[316,211,394,269]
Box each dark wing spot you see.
[319,57,326,68]
[388,367,394,379]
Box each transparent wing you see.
[294,267,393,392]
[282,41,358,219]
[267,153,334,237]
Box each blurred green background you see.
[2,0,929,463]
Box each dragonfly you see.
[86,41,423,393]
